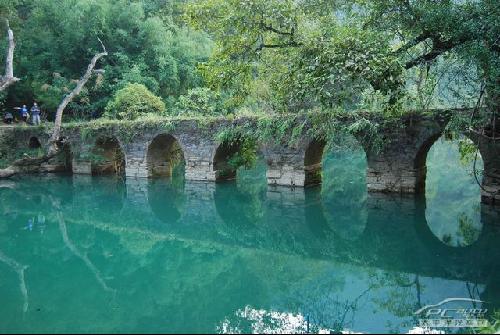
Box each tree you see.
[104,83,166,120]
[0,42,107,178]
[49,42,108,153]
[3,0,212,119]
[0,20,19,91]
[186,0,499,118]
[362,0,499,130]
[175,87,226,116]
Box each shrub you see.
[104,83,166,120]
[175,87,226,116]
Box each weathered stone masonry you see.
[3,112,500,206]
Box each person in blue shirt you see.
[20,105,29,122]
[31,102,41,125]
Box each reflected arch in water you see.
[423,136,484,248]
[70,175,127,216]
[147,134,185,178]
[147,178,186,225]
[91,137,125,176]
[320,136,368,241]
[214,158,267,229]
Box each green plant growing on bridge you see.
[77,116,176,145]
[104,83,166,120]
[216,126,259,172]
[227,139,258,171]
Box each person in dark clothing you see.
[3,111,13,124]
[31,102,41,125]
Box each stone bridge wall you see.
[2,112,499,206]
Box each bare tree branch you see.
[255,41,301,52]
[0,249,29,313]
[49,44,108,153]
[56,210,115,293]
[0,20,20,91]
[260,22,294,36]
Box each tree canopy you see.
[0,0,498,121]
[186,0,499,114]
[1,0,212,119]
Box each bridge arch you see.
[28,136,42,149]
[415,133,448,194]
[319,136,368,240]
[417,134,486,248]
[91,136,125,176]
[414,132,485,194]
[212,140,241,181]
[212,139,263,182]
[304,139,327,186]
[50,139,73,173]
[146,134,185,178]
[303,135,368,188]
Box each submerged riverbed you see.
[0,139,499,333]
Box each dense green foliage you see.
[104,83,166,120]
[0,0,497,138]
[1,0,212,119]
[187,0,499,115]
[175,87,227,116]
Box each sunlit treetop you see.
[186,0,499,112]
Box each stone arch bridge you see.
[4,110,500,206]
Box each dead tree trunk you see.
[49,42,108,154]
[0,41,107,179]
[0,20,19,91]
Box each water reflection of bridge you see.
[1,175,500,332]
[46,176,500,283]
[2,175,499,284]
[2,175,499,280]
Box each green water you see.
[0,139,499,333]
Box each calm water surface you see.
[0,139,499,333]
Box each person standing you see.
[21,105,29,123]
[31,102,41,125]
[3,111,13,124]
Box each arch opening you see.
[304,139,327,186]
[29,137,41,149]
[91,137,125,176]
[213,138,265,183]
[414,133,444,194]
[61,142,73,172]
[213,141,241,181]
[212,139,248,181]
[147,134,185,178]
[423,135,484,247]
